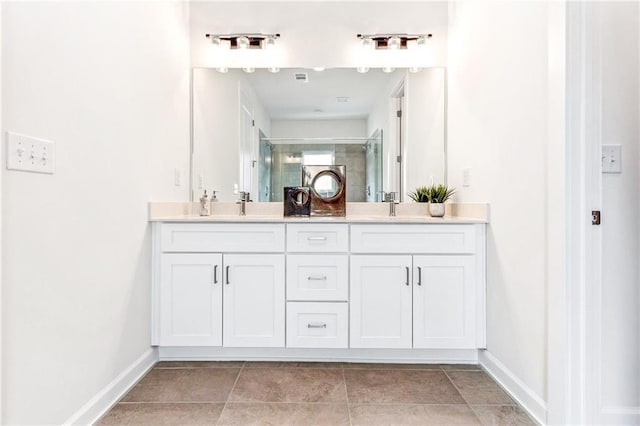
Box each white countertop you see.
[148,202,490,224]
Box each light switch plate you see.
[6,132,55,174]
[602,144,622,173]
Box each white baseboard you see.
[63,347,158,425]
[158,346,479,363]
[478,350,547,425]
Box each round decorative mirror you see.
[291,188,309,206]
[311,170,344,201]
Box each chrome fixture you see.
[356,33,432,50]
[383,191,399,217]
[236,191,251,216]
[206,33,280,50]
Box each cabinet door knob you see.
[417,266,422,286]
[214,265,218,284]
[226,265,230,285]
[405,266,410,286]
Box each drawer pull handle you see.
[226,265,230,285]
[405,266,410,286]
[417,266,422,286]
[214,265,218,284]
[307,236,328,241]
[307,276,327,281]
[307,323,327,329]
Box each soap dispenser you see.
[199,190,211,216]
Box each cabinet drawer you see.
[286,302,348,348]
[286,224,348,252]
[161,223,285,253]
[350,224,476,254]
[286,255,348,301]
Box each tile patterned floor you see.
[98,362,535,425]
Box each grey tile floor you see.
[98,362,535,425]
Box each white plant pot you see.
[428,202,445,217]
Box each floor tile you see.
[446,371,515,405]
[155,361,244,369]
[229,368,347,403]
[121,368,240,402]
[344,369,466,404]
[343,362,441,370]
[349,403,482,425]
[97,402,224,425]
[244,361,343,369]
[472,405,535,425]
[217,402,350,425]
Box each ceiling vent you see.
[294,72,309,83]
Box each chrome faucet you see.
[236,191,251,216]
[383,191,399,217]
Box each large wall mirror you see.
[192,67,445,203]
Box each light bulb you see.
[409,67,422,73]
[382,67,395,73]
[237,36,250,50]
[268,67,280,73]
[210,36,222,48]
[356,67,369,73]
[361,37,375,50]
[387,36,401,50]
[264,36,276,50]
[313,67,325,72]
[216,67,229,73]
[242,67,255,73]
[416,35,428,47]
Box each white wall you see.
[271,119,366,139]
[447,0,549,407]
[190,1,448,69]
[1,2,190,424]
[0,2,3,421]
[599,1,639,409]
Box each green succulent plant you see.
[408,184,455,203]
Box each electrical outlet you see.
[602,145,622,173]
[6,132,55,174]
[463,168,471,187]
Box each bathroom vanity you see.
[150,203,488,363]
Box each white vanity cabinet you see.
[151,219,486,360]
[349,224,485,350]
[153,223,285,348]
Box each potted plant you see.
[408,184,455,217]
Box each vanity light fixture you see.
[216,67,229,73]
[313,67,326,72]
[357,33,432,50]
[356,67,370,73]
[382,67,396,73]
[242,67,256,73]
[205,33,281,50]
[268,67,280,73]
[409,67,422,73]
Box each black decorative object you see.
[284,186,311,217]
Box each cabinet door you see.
[413,255,476,349]
[350,255,413,348]
[160,253,222,346]
[223,254,285,347]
